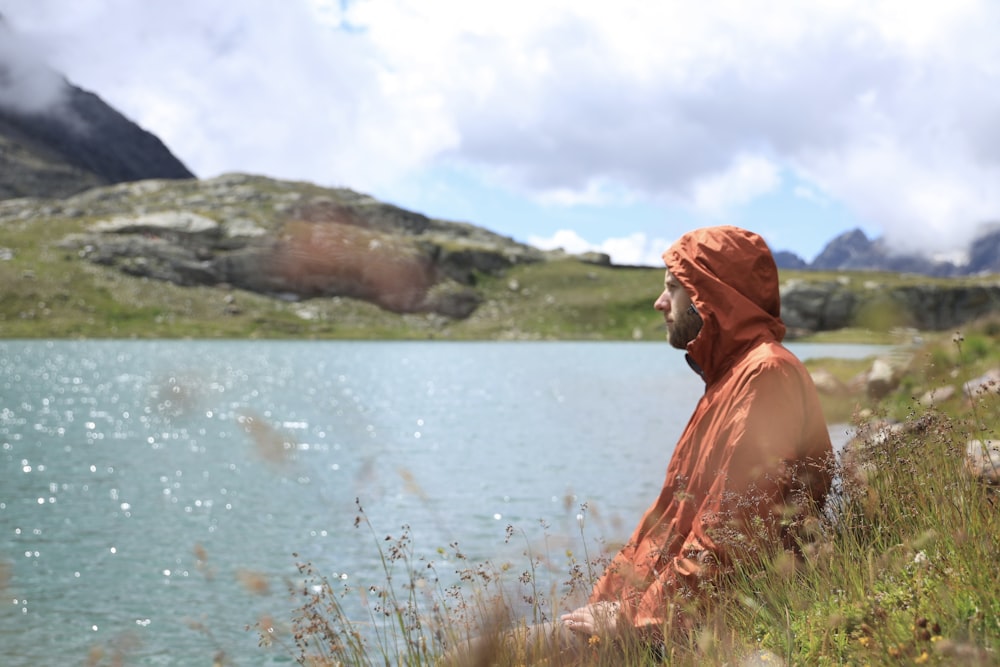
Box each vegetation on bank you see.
[1,209,991,342]
[241,317,1000,665]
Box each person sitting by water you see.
[556,225,834,644]
[560,226,832,638]
[446,225,833,663]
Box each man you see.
[561,225,833,638]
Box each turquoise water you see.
[0,340,881,665]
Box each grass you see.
[242,317,999,665]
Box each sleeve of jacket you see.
[629,358,823,629]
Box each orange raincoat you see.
[589,226,833,630]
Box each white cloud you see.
[792,185,828,206]
[0,0,455,190]
[0,18,68,114]
[600,233,674,266]
[3,0,1000,255]
[689,155,780,216]
[802,134,1000,254]
[528,230,595,255]
[529,230,672,266]
[534,178,636,207]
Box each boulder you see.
[91,211,220,236]
[866,358,899,399]
[577,251,612,266]
[963,368,1000,399]
[810,368,848,395]
[919,385,957,407]
[965,440,1000,484]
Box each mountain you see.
[772,250,808,270]
[0,17,194,199]
[775,227,1000,276]
[966,227,1000,274]
[0,87,195,199]
[809,228,875,270]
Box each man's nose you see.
[654,291,669,311]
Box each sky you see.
[2,1,999,266]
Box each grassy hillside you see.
[2,205,996,342]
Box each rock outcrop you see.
[781,277,1000,333]
[42,174,547,319]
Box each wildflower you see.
[914,551,928,565]
[915,649,929,663]
[588,635,601,647]
[858,636,870,647]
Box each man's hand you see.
[560,601,620,636]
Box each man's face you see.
[653,270,702,349]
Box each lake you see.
[0,340,882,665]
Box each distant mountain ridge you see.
[774,227,1000,276]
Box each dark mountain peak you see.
[810,228,874,270]
[773,249,808,270]
[967,224,1000,274]
[0,19,194,200]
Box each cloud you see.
[600,232,674,266]
[689,155,780,217]
[346,0,1000,252]
[2,1,1000,254]
[528,230,594,255]
[529,230,672,266]
[0,0,455,191]
[0,16,68,114]
[805,136,1000,254]
[534,179,622,207]
[793,185,828,206]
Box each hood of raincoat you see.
[663,226,785,385]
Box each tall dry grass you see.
[255,327,999,666]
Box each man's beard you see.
[668,307,703,349]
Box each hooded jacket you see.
[588,225,832,629]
